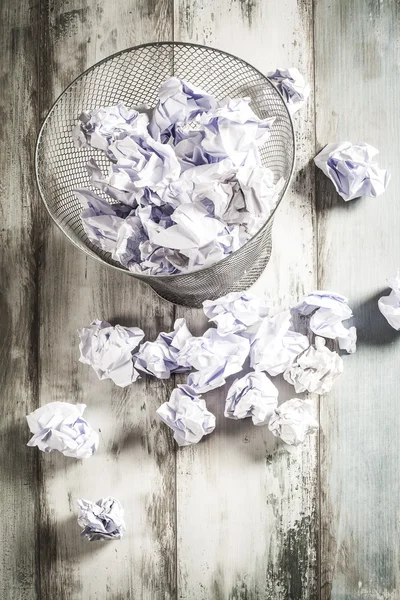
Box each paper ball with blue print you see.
[26,402,99,459]
[135,318,193,379]
[203,291,269,336]
[156,385,216,447]
[179,328,250,394]
[77,497,126,541]
[72,103,149,157]
[314,142,390,202]
[225,371,278,426]
[250,310,309,376]
[267,68,310,115]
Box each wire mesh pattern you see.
[35,42,295,307]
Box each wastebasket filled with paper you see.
[35,42,295,306]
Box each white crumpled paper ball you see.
[378,276,400,330]
[268,398,318,446]
[267,68,310,115]
[156,385,216,446]
[26,402,99,459]
[135,318,192,379]
[224,371,278,426]
[283,336,343,394]
[250,310,309,376]
[78,319,145,387]
[77,496,126,541]
[203,291,269,336]
[314,142,390,201]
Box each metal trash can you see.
[35,42,295,307]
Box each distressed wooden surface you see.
[315,2,400,599]
[36,2,176,600]
[174,1,318,599]
[0,1,39,599]
[1,0,399,598]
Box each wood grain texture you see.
[0,1,40,598]
[315,2,400,599]
[36,2,176,599]
[3,1,399,598]
[174,2,318,599]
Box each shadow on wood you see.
[107,426,149,457]
[38,511,110,564]
[355,289,400,347]
[315,167,368,211]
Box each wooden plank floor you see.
[0,1,398,599]
[316,3,400,599]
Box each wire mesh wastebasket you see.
[35,42,295,308]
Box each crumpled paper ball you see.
[26,402,99,458]
[78,319,145,387]
[378,275,400,330]
[314,142,390,201]
[180,328,250,394]
[77,496,126,541]
[203,290,269,336]
[291,290,356,354]
[283,336,344,394]
[135,318,192,379]
[267,67,310,115]
[224,371,278,426]
[250,310,310,376]
[156,385,216,446]
[268,398,318,446]
[73,103,149,157]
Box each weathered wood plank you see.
[0,1,40,598]
[174,2,318,598]
[315,2,400,599]
[37,2,176,599]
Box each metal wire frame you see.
[35,42,295,307]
